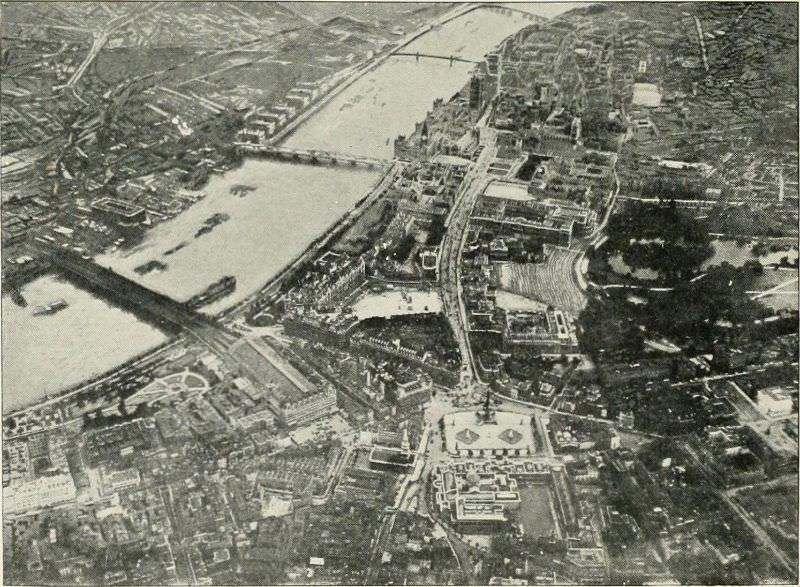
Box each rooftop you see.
[483,181,533,202]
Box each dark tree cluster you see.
[604,201,713,281]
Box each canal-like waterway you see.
[609,239,800,280]
[3,4,580,412]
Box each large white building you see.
[757,387,793,417]
[433,462,521,533]
[4,473,76,515]
[632,83,662,108]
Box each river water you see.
[95,160,378,314]
[2,275,170,412]
[286,8,538,159]
[3,4,579,412]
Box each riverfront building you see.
[316,257,366,311]
[91,197,146,227]
[394,92,480,161]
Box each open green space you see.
[516,484,557,538]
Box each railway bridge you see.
[39,246,238,355]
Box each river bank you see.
[4,4,573,414]
[223,161,400,321]
[285,7,536,159]
[271,3,486,147]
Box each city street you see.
[438,123,498,384]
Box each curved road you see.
[438,131,496,385]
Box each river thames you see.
[2,275,170,411]
[3,3,580,411]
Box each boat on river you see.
[186,276,237,309]
[32,299,69,316]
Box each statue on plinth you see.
[477,387,496,425]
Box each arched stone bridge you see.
[237,144,391,169]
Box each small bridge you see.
[238,144,390,169]
[391,52,479,66]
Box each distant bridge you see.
[479,4,545,20]
[238,144,390,169]
[391,52,479,66]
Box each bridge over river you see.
[236,144,390,169]
[35,246,379,418]
[38,246,238,356]
[390,52,479,66]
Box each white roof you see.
[483,181,532,202]
[632,83,662,108]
